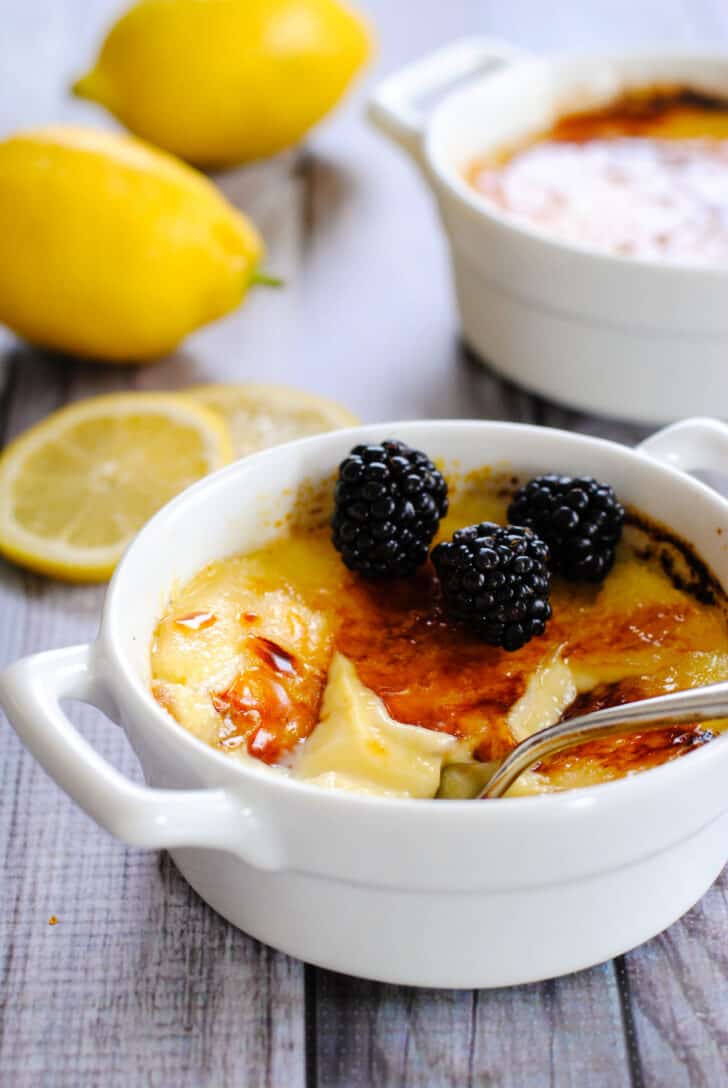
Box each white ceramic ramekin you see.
[2,418,728,988]
[369,41,728,423]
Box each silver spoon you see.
[476,681,728,799]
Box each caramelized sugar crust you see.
[335,567,540,760]
[210,635,326,764]
[536,727,714,789]
[537,682,715,789]
[538,87,728,143]
[151,479,728,786]
[335,562,724,765]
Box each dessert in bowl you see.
[467,86,728,265]
[151,444,728,801]
[3,418,728,987]
[369,42,728,421]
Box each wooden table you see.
[2,2,727,1084]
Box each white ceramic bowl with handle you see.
[2,417,728,988]
[368,41,728,423]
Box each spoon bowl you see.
[4,416,728,985]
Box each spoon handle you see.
[478,680,728,800]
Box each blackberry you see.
[332,440,448,578]
[431,523,551,651]
[508,475,625,583]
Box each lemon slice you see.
[184,383,359,459]
[0,392,232,582]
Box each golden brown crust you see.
[151,478,728,785]
[211,635,330,763]
[536,726,713,785]
[334,565,536,759]
[543,86,728,142]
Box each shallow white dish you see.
[369,40,728,423]
[2,417,728,988]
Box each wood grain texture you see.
[312,964,633,1087]
[0,359,306,1088]
[0,4,306,1086]
[619,867,728,1088]
[0,1,727,1086]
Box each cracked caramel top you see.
[150,474,728,797]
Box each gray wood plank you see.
[0,3,307,1084]
[619,868,728,1088]
[0,361,306,1088]
[2,1,728,1086]
[313,963,632,1088]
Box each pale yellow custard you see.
[151,477,728,798]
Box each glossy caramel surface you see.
[467,87,728,264]
[151,476,728,793]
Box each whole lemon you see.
[0,126,263,361]
[72,0,372,168]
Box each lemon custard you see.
[467,86,728,264]
[151,454,728,800]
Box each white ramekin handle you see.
[367,37,527,162]
[0,644,280,870]
[637,417,728,474]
